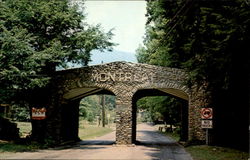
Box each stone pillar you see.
[46,94,63,144]
[30,116,46,142]
[29,87,50,142]
[115,95,133,145]
[61,100,80,142]
[180,100,188,142]
[188,86,209,142]
[132,99,137,143]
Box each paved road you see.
[1,123,193,160]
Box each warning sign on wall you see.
[201,108,213,119]
[201,120,213,129]
[32,107,46,120]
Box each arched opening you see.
[61,87,116,145]
[132,88,189,144]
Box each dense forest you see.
[136,0,249,150]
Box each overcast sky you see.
[84,0,147,53]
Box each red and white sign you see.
[201,108,213,119]
[201,120,213,129]
[32,107,46,120]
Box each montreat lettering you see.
[91,72,153,82]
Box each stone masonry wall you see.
[43,62,206,144]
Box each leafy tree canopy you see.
[137,0,250,89]
[0,0,115,103]
[137,96,182,125]
[136,0,250,131]
[79,95,115,123]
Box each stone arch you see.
[61,87,116,142]
[130,83,190,143]
[32,62,207,145]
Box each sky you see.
[83,0,147,54]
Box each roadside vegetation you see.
[16,122,31,138]
[136,0,249,150]
[0,94,115,152]
[1,94,116,153]
[0,120,114,153]
[79,95,116,126]
[0,140,42,152]
[0,0,115,148]
[157,127,248,160]
[78,95,116,140]
[186,145,248,160]
[78,120,114,140]
[0,0,115,147]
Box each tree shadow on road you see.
[79,140,115,145]
[51,140,115,151]
[135,130,192,160]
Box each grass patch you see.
[0,122,36,153]
[155,124,180,141]
[157,126,249,160]
[0,120,113,153]
[78,120,113,140]
[186,145,248,160]
[161,131,180,142]
[16,122,32,137]
[0,141,41,153]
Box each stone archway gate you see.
[34,62,208,145]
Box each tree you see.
[79,95,116,124]
[137,0,249,150]
[137,96,181,127]
[79,101,88,119]
[79,96,100,122]
[138,0,249,88]
[10,103,30,122]
[0,0,115,104]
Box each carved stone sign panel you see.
[91,71,154,82]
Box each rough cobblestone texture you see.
[35,62,208,144]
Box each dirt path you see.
[0,123,193,160]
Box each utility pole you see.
[101,94,105,127]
